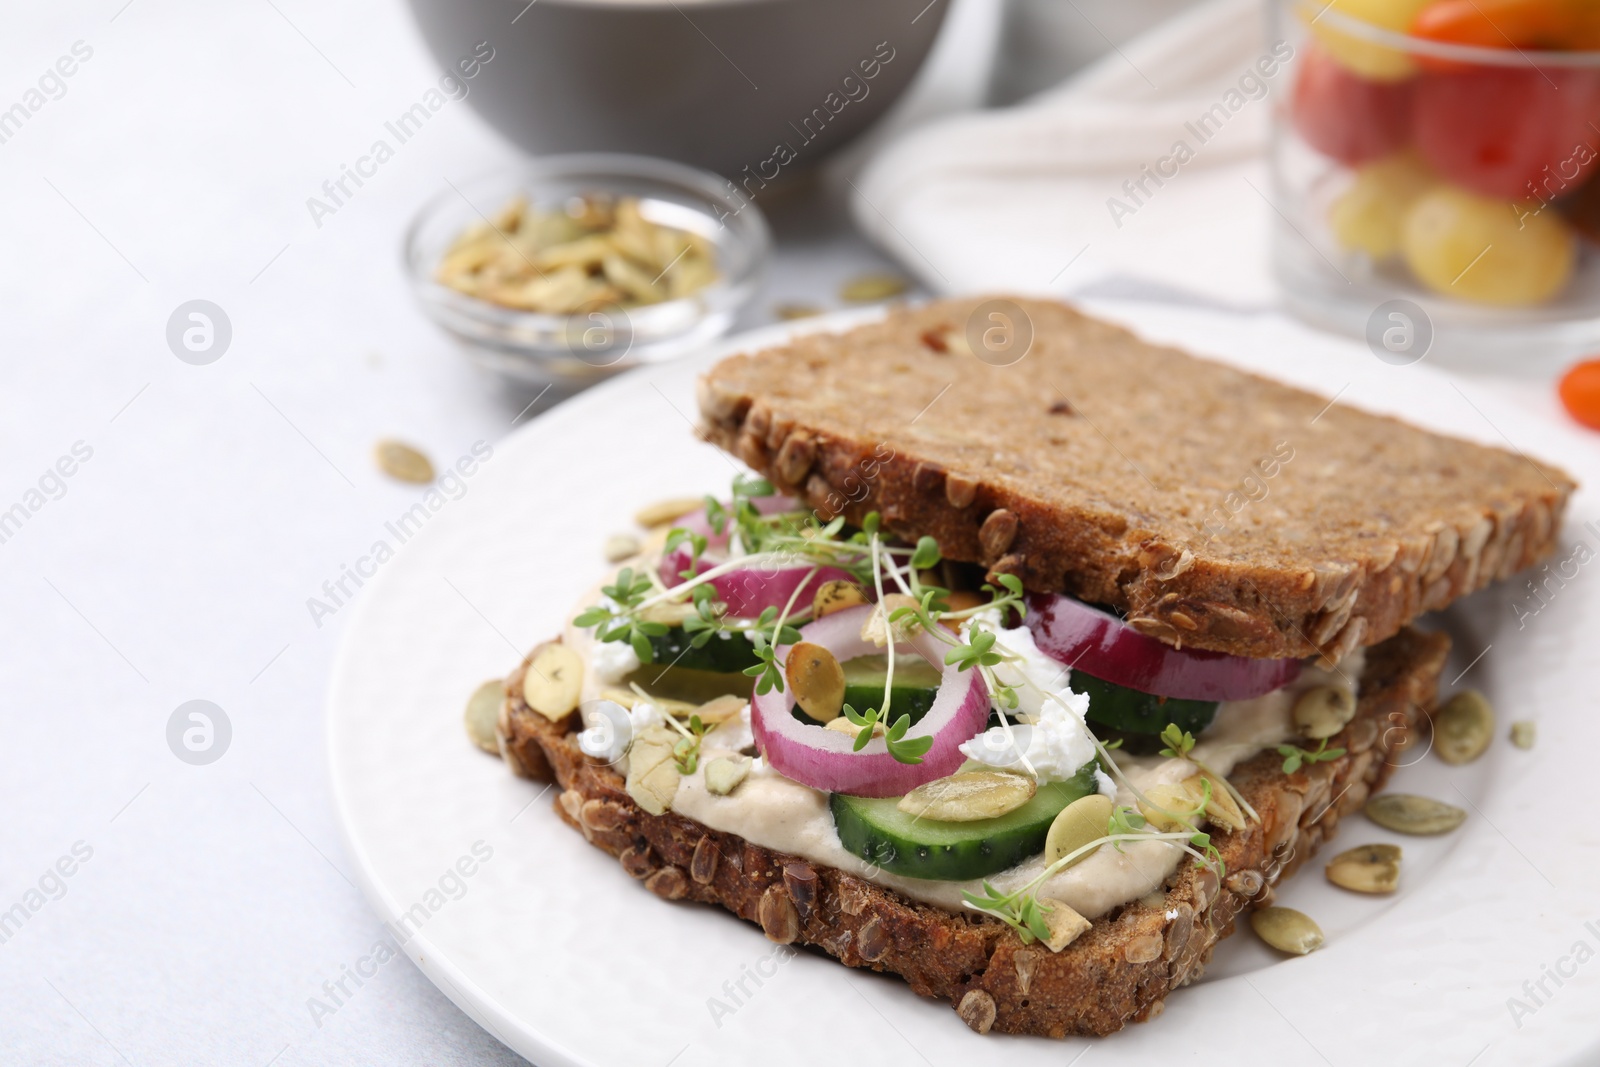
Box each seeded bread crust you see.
[694,299,1572,661]
[497,627,1449,1038]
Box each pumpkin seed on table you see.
[774,303,823,321]
[1510,720,1536,749]
[463,679,503,753]
[1251,907,1325,955]
[603,533,641,562]
[897,770,1037,822]
[786,642,847,722]
[1434,689,1494,765]
[634,496,704,528]
[1325,843,1401,894]
[374,439,434,484]
[840,273,909,303]
[1044,793,1114,866]
[1293,685,1357,739]
[1365,793,1466,835]
[704,755,751,796]
[522,643,584,721]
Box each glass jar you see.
[1271,0,1600,366]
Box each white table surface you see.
[0,3,948,1065]
[1,2,1589,1065]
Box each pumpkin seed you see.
[1044,793,1114,866]
[626,726,680,815]
[634,496,704,528]
[1435,689,1494,765]
[825,716,882,738]
[812,579,869,619]
[1365,793,1466,835]
[704,755,750,796]
[840,273,909,303]
[1038,898,1091,952]
[859,593,922,647]
[692,694,747,725]
[1139,781,1200,833]
[897,770,1037,822]
[1510,720,1536,749]
[1251,907,1324,955]
[374,439,435,484]
[1325,843,1401,893]
[521,643,584,721]
[1192,771,1246,832]
[785,642,846,722]
[603,533,641,562]
[463,679,503,753]
[774,303,823,321]
[1293,685,1357,740]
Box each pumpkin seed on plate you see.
[463,679,503,753]
[1365,793,1466,835]
[522,643,584,721]
[785,642,847,722]
[1251,907,1324,955]
[1325,843,1401,894]
[634,496,703,528]
[704,755,750,796]
[603,533,641,562]
[1293,685,1357,739]
[1044,794,1114,866]
[897,770,1037,822]
[1435,689,1494,765]
[374,439,435,484]
[840,273,909,303]
[1510,720,1536,749]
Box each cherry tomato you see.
[1559,359,1600,429]
[1291,48,1413,166]
[1413,66,1600,199]
[1411,0,1600,51]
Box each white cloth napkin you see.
[850,0,1283,306]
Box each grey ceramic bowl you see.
[405,0,949,178]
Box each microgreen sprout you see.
[842,703,934,764]
[572,567,669,663]
[666,713,710,774]
[1158,721,1261,826]
[1278,737,1346,775]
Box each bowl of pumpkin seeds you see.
[405,154,770,383]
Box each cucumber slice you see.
[793,653,943,725]
[830,762,1099,881]
[1073,670,1217,735]
[644,628,762,674]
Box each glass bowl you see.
[404,154,770,384]
[1271,0,1600,366]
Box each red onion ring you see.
[750,605,991,797]
[661,495,854,617]
[1026,593,1300,702]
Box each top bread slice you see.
[697,297,1575,660]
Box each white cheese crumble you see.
[956,617,1104,789]
[576,699,664,763]
[590,639,640,684]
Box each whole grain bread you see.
[497,627,1449,1037]
[695,298,1573,660]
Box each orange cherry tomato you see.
[1559,358,1600,429]
[1411,0,1600,51]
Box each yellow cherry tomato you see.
[1308,0,1435,81]
[1401,185,1576,306]
[1330,153,1437,260]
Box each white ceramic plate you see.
[328,305,1600,1067]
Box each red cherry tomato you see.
[1412,0,1600,51]
[1559,358,1600,430]
[1413,66,1600,200]
[1290,48,1414,166]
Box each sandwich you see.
[489,297,1573,1036]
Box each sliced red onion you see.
[672,494,798,552]
[1026,593,1300,702]
[750,605,991,797]
[660,496,853,618]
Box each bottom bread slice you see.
[497,627,1449,1037]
